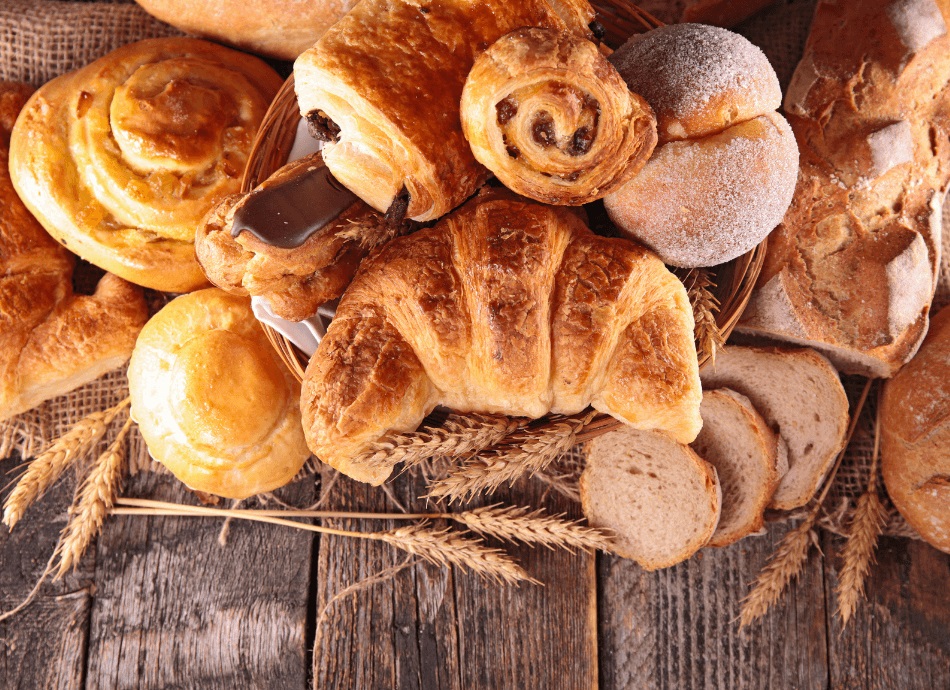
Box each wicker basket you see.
[243,0,767,449]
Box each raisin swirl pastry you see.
[461,28,658,205]
[9,38,282,293]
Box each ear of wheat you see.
[684,268,724,364]
[2,398,129,530]
[452,505,613,552]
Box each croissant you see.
[293,0,595,222]
[461,28,657,205]
[0,82,148,422]
[301,190,702,485]
[9,38,282,293]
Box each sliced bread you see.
[581,427,721,570]
[691,389,783,547]
[700,346,849,510]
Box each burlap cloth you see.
[0,0,947,539]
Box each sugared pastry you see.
[301,189,702,485]
[460,28,657,206]
[294,0,595,222]
[9,38,283,293]
[603,24,798,267]
[134,0,359,60]
[128,289,310,499]
[196,153,404,322]
[0,81,148,422]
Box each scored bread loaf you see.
[700,346,849,510]
[581,427,721,569]
[691,389,784,547]
[881,305,950,553]
[737,0,950,377]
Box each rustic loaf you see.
[699,346,849,510]
[881,305,950,553]
[736,0,950,377]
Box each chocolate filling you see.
[306,110,341,143]
[496,97,518,125]
[231,163,357,249]
[384,186,411,225]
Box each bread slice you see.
[700,346,849,510]
[581,427,721,570]
[691,389,783,547]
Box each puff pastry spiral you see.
[461,28,657,205]
[302,190,702,485]
[294,0,596,222]
[10,38,282,293]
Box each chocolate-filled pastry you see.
[10,38,282,293]
[196,152,405,322]
[301,189,701,485]
[461,28,657,205]
[294,0,595,222]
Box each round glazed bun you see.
[9,38,282,293]
[129,289,310,499]
[604,112,799,267]
[134,0,358,60]
[881,306,950,554]
[609,23,781,144]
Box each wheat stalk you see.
[352,413,522,472]
[56,417,133,577]
[685,268,724,364]
[335,216,404,249]
[453,505,613,552]
[835,397,887,626]
[426,411,597,503]
[2,398,130,530]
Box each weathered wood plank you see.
[824,533,950,690]
[598,520,829,690]
[85,465,315,690]
[313,467,597,690]
[0,453,94,690]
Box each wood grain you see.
[598,520,829,690]
[0,453,93,690]
[312,466,597,690]
[84,465,315,690]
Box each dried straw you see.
[2,397,129,530]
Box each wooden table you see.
[2,448,948,690]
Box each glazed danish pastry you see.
[9,38,283,293]
[461,28,657,205]
[294,0,595,222]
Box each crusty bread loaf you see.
[581,427,721,569]
[700,346,849,510]
[881,305,950,553]
[134,0,358,60]
[692,389,783,547]
[736,0,950,377]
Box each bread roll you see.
[134,0,358,60]
[129,289,309,499]
[9,38,282,293]
[604,24,797,268]
[737,0,950,377]
[581,427,721,569]
[302,189,702,485]
[881,305,950,553]
[0,81,148,422]
[293,0,595,222]
[460,27,657,205]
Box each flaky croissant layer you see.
[302,190,703,485]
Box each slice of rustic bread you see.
[700,346,849,510]
[691,389,783,547]
[581,427,721,570]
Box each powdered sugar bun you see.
[603,112,799,268]
[609,23,781,143]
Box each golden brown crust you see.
[461,28,657,205]
[128,289,310,499]
[293,0,595,221]
[0,81,149,421]
[301,189,701,484]
[9,38,282,293]
[881,306,950,553]
[134,0,359,60]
